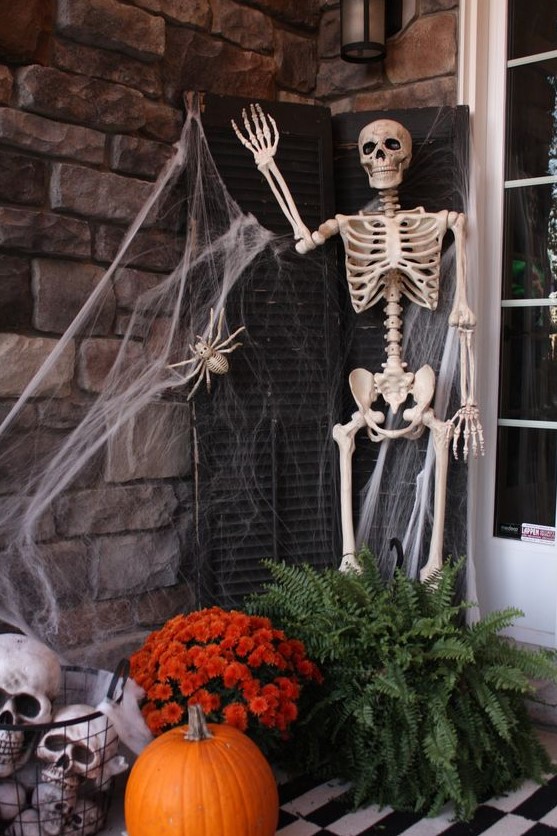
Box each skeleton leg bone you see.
[419,412,453,582]
[333,412,367,572]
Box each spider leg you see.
[186,363,206,401]
[168,359,202,389]
[207,307,216,345]
[213,307,225,347]
[168,356,198,369]
[215,325,246,351]
[218,342,242,355]
[168,344,198,368]
[205,363,212,392]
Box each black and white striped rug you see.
[276,731,557,835]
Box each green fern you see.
[248,552,557,821]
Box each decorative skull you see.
[0,780,26,822]
[358,119,412,191]
[61,798,104,835]
[36,704,120,788]
[31,782,77,835]
[5,807,42,836]
[0,634,61,778]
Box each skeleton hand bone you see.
[232,103,279,170]
[232,103,315,252]
[448,403,484,461]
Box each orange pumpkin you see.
[124,704,279,836]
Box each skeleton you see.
[0,634,62,778]
[233,105,484,581]
[167,306,246,400]
[36,704,128,793]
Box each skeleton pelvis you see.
[349,363,435,439]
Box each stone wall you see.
[0,0,459,667]
[319,0,459,112]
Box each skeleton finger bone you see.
[449,404,484,461]
[231,104,278,169]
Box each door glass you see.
[508,0,557,61]
[501,185,556,299]
[505,58,557,182]
[495,427,557,538]
[499,306,557,421]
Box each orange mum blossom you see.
[129,606,322,754]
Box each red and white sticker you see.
[521,523,556,545]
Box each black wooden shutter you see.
[192,99,469,603]
[194,95,340,607]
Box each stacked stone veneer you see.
[0,0,458,666]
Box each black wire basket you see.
[0,664,127,835]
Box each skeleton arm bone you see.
[232,104,339,254]
[446,211,484,459]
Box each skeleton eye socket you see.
[73,744,96,765]
[14,693,41,718]
[44,734,67,752]
[362,141,376,155]
[385,138,401,150]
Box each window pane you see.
[494,426,556,537]
[499,306,557,421]
[508,0,557,61]
[505,58,557,181]
[501,185,556,300]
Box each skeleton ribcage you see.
[339,211,446,314]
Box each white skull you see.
[0,780,27,822]
[5,807,42,836]
[358,119,412,190]
[36,704,120,787]
[62,798,104,835]
[31,782,77,835]
[0,635,62,777]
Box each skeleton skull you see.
[0,635,61,778]
[61,798,104,835]
[0,780,26,822]
[36,704,120,788]
[32,782,77,835]
[358,119,412,190]
[5,807,42,836]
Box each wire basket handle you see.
[106,658,130,705]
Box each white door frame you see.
[459,0,557,647]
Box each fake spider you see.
[167,307,246,401]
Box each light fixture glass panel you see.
[341,0,386,63]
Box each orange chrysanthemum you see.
[129,605,322,748]
[223,702,248,732]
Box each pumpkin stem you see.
[185,703,214,741]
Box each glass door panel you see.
[505,58,557,182]
[508,0,557,61]
[494,426,556,537]
[501,185,556,300]
[499,306,557,421]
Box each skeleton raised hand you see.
[232,104,315,253]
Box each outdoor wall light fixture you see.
[340,0,403,63]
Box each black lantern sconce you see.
[340,0,403,64]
